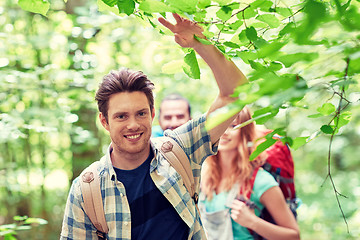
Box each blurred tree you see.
[2,0,360,239]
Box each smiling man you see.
[61,13,248,240]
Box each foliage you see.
[98,0,360,155]
[0,216,47,239]
[18,0,360,145]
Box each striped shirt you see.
[60,114,218,240]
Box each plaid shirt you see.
[60,114,218,240]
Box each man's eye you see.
[138,112,146,117]
[117,115,125,119]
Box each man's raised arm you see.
[158,13,248,143]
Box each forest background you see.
[0,0,359,239]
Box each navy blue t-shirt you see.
[114,150,189,240]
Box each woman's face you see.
[218,121,241,151]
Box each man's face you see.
[159,99,191,131]
[99,91,154,156]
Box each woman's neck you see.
[217,150,237,177]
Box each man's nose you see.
[170,117,181,126]
[127,117,140,130]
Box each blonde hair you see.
[202,107,262,200]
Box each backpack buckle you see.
[193,192,199,204]
[161,141,173,153]
[96,230,106,240]
[82,172,94,183]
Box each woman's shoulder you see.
[252,168,278,198]
[256,168,277,182]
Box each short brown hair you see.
[95,68,155,121]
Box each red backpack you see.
[244,135,299,239]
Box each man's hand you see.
[158,13,204,49]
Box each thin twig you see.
[321,57,350,233]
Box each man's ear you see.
[151,108,155,120]
[99,112,109,131]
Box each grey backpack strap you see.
[80,161,109,239]
[153,136,197,203]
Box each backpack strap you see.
[80,161,109,240]
[152,136,198,204]
[238,168,260,238]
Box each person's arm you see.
[230,186,300,240]
[158,13,247,144]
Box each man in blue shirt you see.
[61,13,248,240]
[152,93,191,137]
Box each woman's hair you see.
[201,106,260,200]
[95,68,155,122]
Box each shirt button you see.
[120,192,124,197]
[124,222,128,226]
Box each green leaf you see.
[4,234,17,240]
[334,111,352,128]
[13,216,28,221]
[248,60,266,71]
[256,14,280,28]
[167,0,197,13]
[308,113,323,118]
[194,35,212,45]
[24,217,48,225]
[182,50,200,79]
[234,112,273,130]
[294,0,328,43]
[217,6,233,21]
[98,0,119,14]
[348,57,360,76]
[206,101,245,131]
[268,61,283,71]
[250,137,277,160]
[253,37,268,49]
[292,136,308,150]
[256,41,285,58]
[213,0,232,5]
[279,22,295,37]
[102,0,117,7]
[18,0,50,16]
[252,107,279,124]
[139,0,174,13]
[198,0,211,9]
[236,50,257,64]
[16,226,32,230]
[237,29,248,44]
[117,0,135,16]
[277,52,319,68]
[238,7,257,19]
[246,26,258,41]
[229,20,243,30]
[223,41,240,49]
[317,103,336,116]
[251,0,273,10]
[320,125,334,134]
[274,7,292,18]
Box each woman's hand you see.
[158,13,205,48]
[230,199,257,229]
